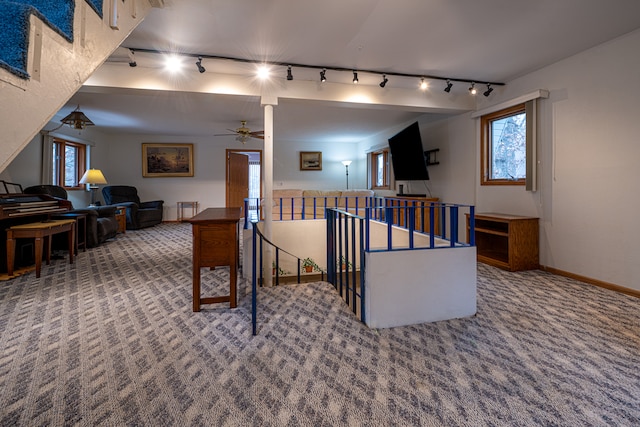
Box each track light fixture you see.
[483,84,493,97]
[128,49,137,67]
[124,47,506,91]
[420,78,428,90]
[469,82,477,95]
[195,56,205,73]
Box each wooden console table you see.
[6,219,76,278]
[466,213,539,271]
[187,207,242,311]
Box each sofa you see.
[272,189,374,220]
[102,185,164,230]
[23,185,118,248]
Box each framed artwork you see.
[300,151,322,171]
[142,143,194,177]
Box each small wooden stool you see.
[177,201,199,222]
[6,219,76,278]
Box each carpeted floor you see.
[0,223,638,426]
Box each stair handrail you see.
[250,220,326,335]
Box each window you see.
[369,149,390,189]
[481,103,526,185]
[52,138,86,189]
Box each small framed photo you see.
[142,143,194,177]
[300,151,322,171]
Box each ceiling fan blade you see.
[214,133,238,136]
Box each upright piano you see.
[0,194,72,273]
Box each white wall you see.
[270,139,363,190]
[428,29,640,291]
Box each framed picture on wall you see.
[142,143,194,177]
[300,151,322,171]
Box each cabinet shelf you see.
[473,227,508,237]
[467,213,539,271]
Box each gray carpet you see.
[0,223,639,426]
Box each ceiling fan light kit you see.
[215,120,264,143]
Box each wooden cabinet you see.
[385,197,440,234]
[466,213,539,271]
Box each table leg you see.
[68,226,75,264]
[193,262,200,312]
[35,236,43,278]
[45,234,51,265]
[6,232,15,276]
[230,261,237,309]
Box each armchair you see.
[102,185,164,230]
[22,185,118,247]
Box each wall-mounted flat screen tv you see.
[388,122,429,181]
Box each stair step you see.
[0,0,103,80]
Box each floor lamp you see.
[79,169,108,206]
[341,160,352,189]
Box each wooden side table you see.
[6,219,76,278]
[187,207,241,310]
[115,206,127,233]
[177,201,199,222]
[52,212,87,254]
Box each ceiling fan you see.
[215,120,264,143]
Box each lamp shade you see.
[79,169,107,185]
[341,160,352,166]
[60,105,94,130]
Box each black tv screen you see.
[388,122,429,181]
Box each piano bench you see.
[6,219,76,278]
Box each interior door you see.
[226,151,249,209]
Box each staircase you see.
[0,0,156,173]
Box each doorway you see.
[226,149,262,221]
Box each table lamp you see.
[79,169,107,206]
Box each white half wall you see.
[365,246,477,328]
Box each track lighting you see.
[164,54,183,72]
[257,65,270,79]
[195,56,205,73]
[125,48,505,91]
[128,49,137,67]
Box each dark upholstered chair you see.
[23,185,118,248]
[102,185,164,230]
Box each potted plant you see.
[338,256,353,271]
[301,257,320,273]
[272,261,288,276]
